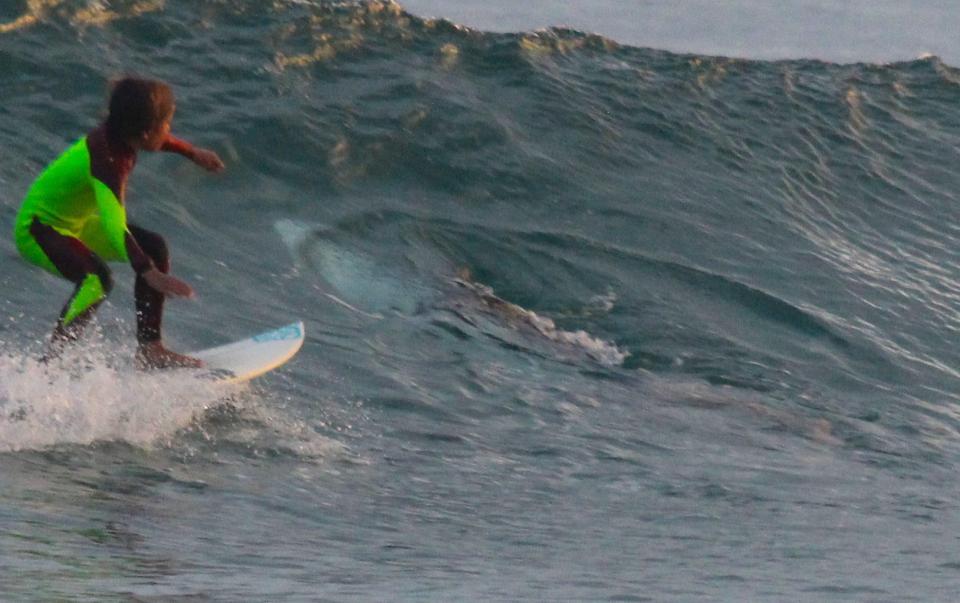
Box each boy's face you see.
[139,107,174,151]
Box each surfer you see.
[13,77,225,368]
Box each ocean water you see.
[2,1,960,600]
[402,0,960,65]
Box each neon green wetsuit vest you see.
[14,133,140,326]
[15,136,132,269]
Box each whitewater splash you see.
[449,275,629,366]
[0,342,238,453]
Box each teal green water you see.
[2,1,960,600]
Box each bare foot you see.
[136,341,204,370]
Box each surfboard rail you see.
[190,321,304,383]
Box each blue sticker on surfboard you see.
[190,321,304,383]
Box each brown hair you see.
[105,77,175,142]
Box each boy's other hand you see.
[143,268,195,299]
[193,148,225,172]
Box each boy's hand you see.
[143,268,195,299]
[193,148,225,172]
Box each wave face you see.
[3,1,960,599]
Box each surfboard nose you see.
[190,321,305,383]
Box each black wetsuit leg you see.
[28,216,113,341]
[128,224,169,344]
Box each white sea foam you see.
[0,345,239,453]
[525,311,628,366]
[454,279,629,367]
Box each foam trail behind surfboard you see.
[0,348,229,452]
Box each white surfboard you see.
[190,321,305,384]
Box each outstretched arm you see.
[162,134,225,172]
